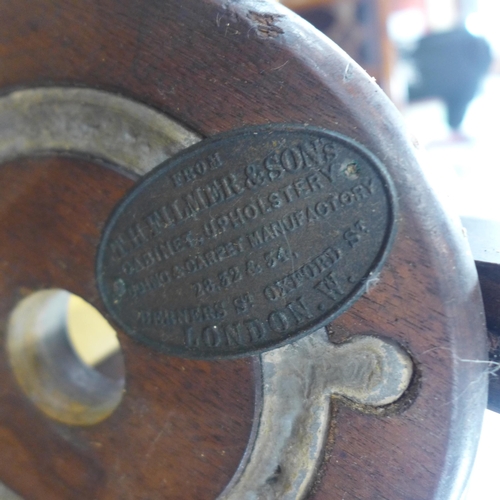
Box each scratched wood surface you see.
[0,1,488,499]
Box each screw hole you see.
[7,289,125,426]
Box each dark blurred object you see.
[298,6,336,33]
[409,27,492,130]
[461,217,500,412]
[287,0,393,95]
[476,261,500,413]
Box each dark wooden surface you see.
[0,156,256,500]
[0,1,488,499]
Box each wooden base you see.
[0,1,488,498]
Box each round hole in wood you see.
[6,289,125,426]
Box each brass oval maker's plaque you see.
[97,125,397,358]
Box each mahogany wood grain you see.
[0,1,488,499]
[0,156,255,500]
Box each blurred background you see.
[280,0,500,498]
[281,0,500,222]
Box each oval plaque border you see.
[96,124,398,359]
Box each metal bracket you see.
[220,329,413,499]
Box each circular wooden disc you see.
[0,1,488,499]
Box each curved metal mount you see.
[0,87,200,172]
[220,329,413,500]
